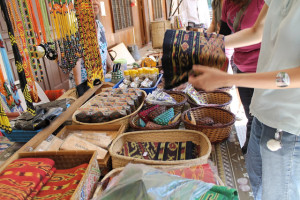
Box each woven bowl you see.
[109,129,211,168]
[188,91,232,110]
[182,107,235,143]
[129,114,181,131]
[145,91,187,114]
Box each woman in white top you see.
[189,1,300,199]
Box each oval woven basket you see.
[188,91,232,110]
[129,114,181,131]
[109,129,211,169]
[72,90,147,126]
[145,91,187,114]
[182,107,235,143]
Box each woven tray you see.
[182,107,235,143]
[188,91,232,110]
[129,114,181,131]
[72,89,147,126]
[145,91,187,114]
[109,130,211,168]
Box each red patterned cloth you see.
[34,163,88,200]
[167,164,216,184]
[0,158,55,200]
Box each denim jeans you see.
[246,117,300,200]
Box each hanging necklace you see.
[75,0,103,87]
[8,0,39,103]
[0,34,22,111]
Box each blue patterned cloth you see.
[69,20,108,88]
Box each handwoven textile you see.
[198,185,238,200]
[0,158,55,200]
[120,141,198,161]
[34,163,88,200]
[162,30,228,89]
[167,164,216,184]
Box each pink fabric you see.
[221,0,264,72]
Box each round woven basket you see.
[145,91,187,114]
[182,107,235,143]
[129,114,181,131]
[72,90,147,126]
[109,129,211,169]
[188,91,232,110]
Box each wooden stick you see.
[169,0,173,18]
[171,0,183,17]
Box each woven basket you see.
[145,91,187,114]
[188,91,232,110]
[129,114,181,131]
[182,107,235,143]
[72,90,147,126]
[109,130,211,168]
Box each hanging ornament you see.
[267,129,283,151]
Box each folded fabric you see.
[34,163,88,200]
[153,108,174,125]
[120,142,159,160]
[198,185,239,200]
[162,30,228,89]
[0,158,55,200]
[167,164,216,184]
[138,105,159,123]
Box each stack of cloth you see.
[119,141,200,161]
[162,30,228,89]
[0,158,88,200]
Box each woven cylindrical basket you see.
[72,90,147,126]
[109,130,211,169]
[129,114,181,131]
[182,107,235,143]
[188,91,232,110]
[145,91,187,114]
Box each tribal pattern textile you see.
[167,164,216,184]
[0,158,55,200]
[34,163,88,200]
[120,141,199,161]
[198,185,238,200]
[75,0,103,88]
[162,30,228,89]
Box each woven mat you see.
[209,126,254,200]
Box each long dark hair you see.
[230,0,250,7]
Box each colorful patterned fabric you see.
[0,158,55,200]
[167,164,216,184]
[198,185,238,200]
[162,30,228,89]
[120,141,198,161]
[34,163,88,200]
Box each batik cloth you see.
[198,185,239,200]
[120,141,198,161]
[167,164,216,184]
[162,30,228,89]
[34,163,88,200]
[0,158,55,200]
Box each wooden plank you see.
[0,83,108,172]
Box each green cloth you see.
[198,185,238,200]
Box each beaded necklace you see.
[75,0,103,87]
[8,0,39,103]
[0,34,22,111]
[0,0,36,132]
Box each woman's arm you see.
[72,58,83,86]
[189,65,300,91]
[225,3,268,48]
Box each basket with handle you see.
[109,129,211,169]
[182,107,235,143]
[187,91,232,110]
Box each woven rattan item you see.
[129,114,181,131]
[72,90,147,126]
[188,91,232,110]
[109,130,211,168]
[182,107,235,143]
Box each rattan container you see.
[188,91,232,110]
[182,107,235,143]
[109,130,211,168]
[129,114,181,131]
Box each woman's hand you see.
[188,65,231,91]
